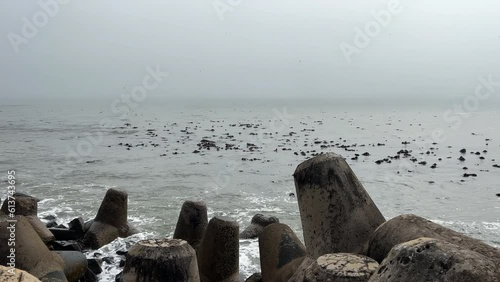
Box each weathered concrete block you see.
[287,256,315,282]
[83,221,120,250]
[303,253,379,282]
[121,239,200,282]
[173,200,208,251]
[1,193,54,243]
[240,214,279,239]
[0,265,41,281]
[198,216,239,282]
[0,193,38,216]
[368,238,500,282]
[367,214,500,263]
[258,223,306,282]
[48,240,83,252]
[49,228,81,240]
[272,256,306,282]
[293,153,385,258]
[0,215,67,281]
[83,219,94,233]
[26,215,55,243]
[94,188,128,228]
[68,217,85,234]
[55,251,88,282]
[87,258,103,275]
[83,189,138,249]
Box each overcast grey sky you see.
[1,0,499,101]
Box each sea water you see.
[1,98,499,280]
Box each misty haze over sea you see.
[0,0,499,280]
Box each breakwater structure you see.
[1,152,499,281]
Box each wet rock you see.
[293,153,385,258]
[44,215,56,221]
[244,273,262,282]
[368,238,500,282]
[69,217,85,234]
[48,240,83,252]
[87,258,103,275]
[46,220,59,228]
[240,214,279,239]
[80,267,98,282]
[102,257,114,264]
[49,228,81,240]
[197,139,217,150]
[116,250,128,256]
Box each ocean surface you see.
[1,98,499,280]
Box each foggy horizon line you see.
[2,95,499,105]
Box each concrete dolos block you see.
[303,253,378,282]
[258,223,306,282]
[367,214,500,263]
[1,193,54,243]
[0,215,67,281]
[198,216,239,282]
[0,265,41,281]
[83,189,138,249]
[293,153,385,258]
[122,239,200,282]
[368,238,500,282]
[173,200,208,251]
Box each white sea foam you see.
[86,233,261,281]
[86,232,154,281]
[240,239,261,278]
